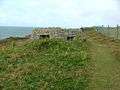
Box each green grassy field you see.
[87,31,120,90]
[0,37,90,90]
[1,30,120,90]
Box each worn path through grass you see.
[87,32,120,90]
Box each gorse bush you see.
[0,37,90,90]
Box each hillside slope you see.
[0,37,90,90]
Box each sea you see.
[0,26,33,40]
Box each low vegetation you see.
[86,30,120,90]
[0,36,90,90]
[87,31,120,61]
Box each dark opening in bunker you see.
[39,35,50,39]
[67,36,75,40]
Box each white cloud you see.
[0,0,119,27]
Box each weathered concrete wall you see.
[31,28,81,40]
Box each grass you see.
[87,31,120,90]
[0,36,90,90]
[87,31,120,61]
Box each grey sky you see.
[0,0,120,27]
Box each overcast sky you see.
[0,0,120,27]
